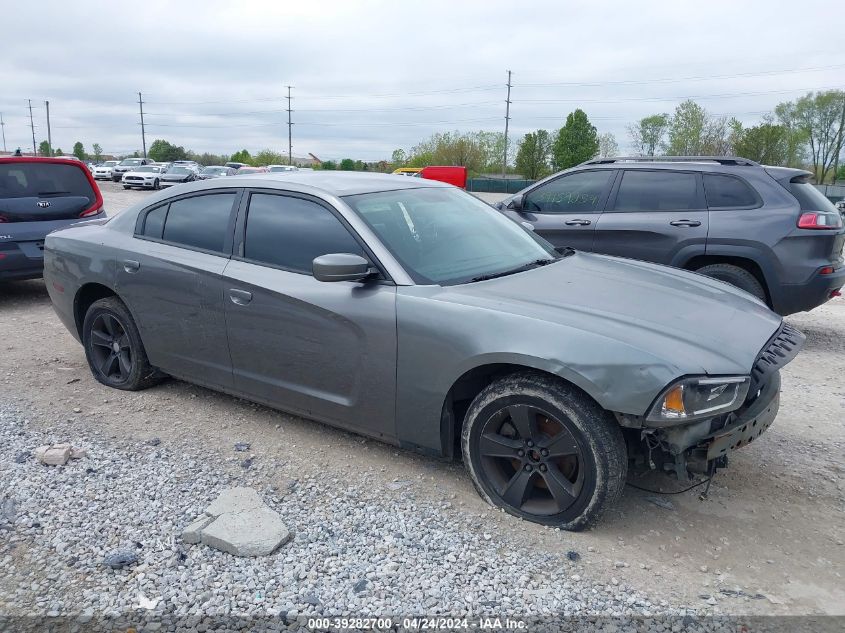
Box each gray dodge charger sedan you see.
[44,172,803,529]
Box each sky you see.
[1,0,842,162]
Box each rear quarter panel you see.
[44,224,119,342]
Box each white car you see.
[121,165,166,190]
[92,160,120,180]
[267,164,298,172]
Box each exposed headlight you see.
[647,376,750,424]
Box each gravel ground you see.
[0,182,843,628]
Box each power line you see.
[514,85,839,105]
[516,63,845,87]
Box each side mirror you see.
[509,193,524,211]
[312,253,374,282]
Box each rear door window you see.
[523,170,613,213]
[704,174,759,208]
[152,193,237,254]
[613,170,700,211]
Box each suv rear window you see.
[704,174,759,208]
[0,162,96,202]
[613,170,699,211]
[788,179,840,213]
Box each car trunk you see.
[1,162,98,222]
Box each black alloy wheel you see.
[88,312,133,385]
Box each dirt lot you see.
[1,182,843,616]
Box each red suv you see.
[0,157,104,281]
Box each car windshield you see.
[168,167,190,174]
[202,167,226,174]
[120,159,142,166]
[0,162,96,201]
[135,166,156,173]
[343,187,557,285]
[104,161,118,167]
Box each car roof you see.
[224,171,448,195]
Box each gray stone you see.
[103,550,138,569]
[182,515,216,544]
[200,506,291,557]
[205,487,265,517]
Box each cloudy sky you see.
[1,0,842,161]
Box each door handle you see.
[669,219,702,227]
[123,260,140,273]
[564,219,592,226]
[228,289,253,306]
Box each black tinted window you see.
[244,194,363,273]
[0,162,96,201]
[161,193,235,253]
[142,205,167,239]
[704,174,758,208]
[614,171,699,211]
[524,171,612,213]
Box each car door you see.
[593,169,709,266]
[116,190,241,389]
[502,169,616,251]
[222,190,398,440]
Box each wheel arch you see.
[682,253,772,303]
[73,282,119,340]
[439,361,601,460]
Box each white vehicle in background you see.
[267,164,298,172]
[121,165,166,190]
[92,160,120,180]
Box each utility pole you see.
[138,92,147,158]
[502,70,512,179]
[27,99,37,155]
[285,86,293,165]
[0,112,6,153]
[45,101,53,157]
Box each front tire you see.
[461,371,627,530]
[153,179,160,190]
[83,297,163,391]
[123,185,131,190]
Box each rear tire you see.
[83,297,163,391]
[695,263,766,303]
[123,185,131,190]
[153,179,160,190]
[461,371,627,531]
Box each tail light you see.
[797,211,843,230]
[0,214,7,223]
[79,205,103,218]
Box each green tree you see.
[253,149,286,166]
[320,160,337,171]
[72,142,86,161]
[665,101,709,155]
[339,158,356,171]
[597,132,618,158]
[92,143,103,162]
[229,149,252,165]
[149,139,187,162]
[390,149,407,167]
[552,109,599,170]
[514,129,552,179]
[628,114,670,156]
[54,148,63,156]
[787,90,845,182]
[733,118,790,165]
[38,140,51,157]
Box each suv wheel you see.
[695,264,766,303]
[83,297,163,391]
[461,371,627,530]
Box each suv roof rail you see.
[580,156,761,167]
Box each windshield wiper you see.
[470,258,557,282]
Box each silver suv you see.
[499,156,845,315]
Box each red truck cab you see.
[419,166,467,189]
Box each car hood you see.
[430,251,782,377]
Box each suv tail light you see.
[79,205,103,218]
[0,214,8,223]
[797,211,843,230]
